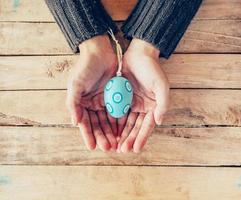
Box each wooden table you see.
[0,0,241,199]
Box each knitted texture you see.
[121,0,202,58]
[46,0,202,58]
[45,0,118,53]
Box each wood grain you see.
[0,0,54,22]
[1,126,241,165]
[0,90,241,126]
[1,166,241,200]
[176,19,241,53]
[0,22,71,55]
[0,0,240,22]
[0,0,241,199]
[1,54,241,90]
[0,20,241,55]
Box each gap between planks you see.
[1,124,241,128]
[1,164,241,168]
[0,0,241,21]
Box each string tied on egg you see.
[107,29,123,77]
[104,29,133,118]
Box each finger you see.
[107,113,118,138]
[153,80,170,125]
[77,109,96,150]
[117,114,128,139]
[66,96,83,126]
[89,110,111,152]
[117,112,138,153]
[121,113,145,153]
[97,110,118,150]
[133,111,155,153]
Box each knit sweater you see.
[45,0,202,59]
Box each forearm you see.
[122,0,203,58]
[45,0,118,53]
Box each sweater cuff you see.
[121,0,202,59]
[45,0,118,53]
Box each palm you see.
[68,52,117,111]
[122,53,168,114]
[117,51,170,153]
[66,36,119,151]
[122,71,156,114]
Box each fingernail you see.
[121,148,128,154]
[116,143,121,153]
[133,148,141,154]
[71,117,77,126]
[116,148,121,153]
[156,117,163,126]
[111,144,117,151]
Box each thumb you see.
[71,103,83,126]
[66,91,84,126]
[67,77,85,126]
[154,108,164,126]
[153,81,169,125]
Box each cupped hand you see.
[117,38,170,153]
[66,35,118,151]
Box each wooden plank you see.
[1,20,241,55]
[1,54,241,90]
[0,0,54,22]
[0,55,74,90]
[1,126,241,165]
[196,0,241,20]
[1,166,241,200]
[0,0,240,22]
[0,20,241,55]
[0,22,72,55]
[0,90,241,126]
[175,20,241,53]
[163,54,241,88]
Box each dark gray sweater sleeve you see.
[45,0,118,53]
[121,0,202,58]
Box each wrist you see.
[79,35,114,55]
[127,38,160,59]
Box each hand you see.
[117,38,170,153]
[66,35,118,152]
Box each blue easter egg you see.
[104,76,133,118]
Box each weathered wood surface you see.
[0,90,241,126]
[0,20,241,55]
[176,20,241,53]
[0,0,240,22]
[1,54,241,90]
[0,0,241,199]
[1,166,241,200]
[1,127,241,166]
